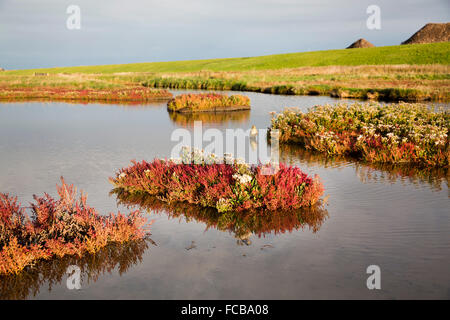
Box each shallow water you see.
[0,91,448,299]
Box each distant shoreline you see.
[3,43,449,74]
[1,43,448,102]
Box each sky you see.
[0,0,449,70]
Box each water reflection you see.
[280,144,449,192]
[1,93,448,299]
[168,110,250,127]
[0,240,151,300]
[112,189,329,245]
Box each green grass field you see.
[5,43,450,75]
[2,42,448,102]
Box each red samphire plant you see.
[167,93,250,112]
[0,178,150,275]
[110,156,324,213]
[0,86,173,103]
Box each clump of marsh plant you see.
[270,102,449,167]
[167,93,250,112]
[110,147,324,213]
[0,178,150,275]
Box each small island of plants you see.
[0,178,150,275]
[1,240,150,299]
[110,148,324,213]
[270,102,449,167]
[167,93,251,113]
[0,86,173,103]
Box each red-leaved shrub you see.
[110,159,324,213]
[0,178,150,275]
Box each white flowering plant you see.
[271,103,449,167]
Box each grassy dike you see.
[1,43,449,102]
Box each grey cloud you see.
[0,0,448,69]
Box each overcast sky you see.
[0,0,449,70]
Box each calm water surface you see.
[0,90,448,299]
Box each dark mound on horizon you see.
[402,23,450,44]
[346,39,375,49]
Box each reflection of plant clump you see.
[0,240,149,300]
[112,190,329,240]
[167,93,250,112]
[168,109,250,126]
[0,86,173,103]
[0,178,150,275]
